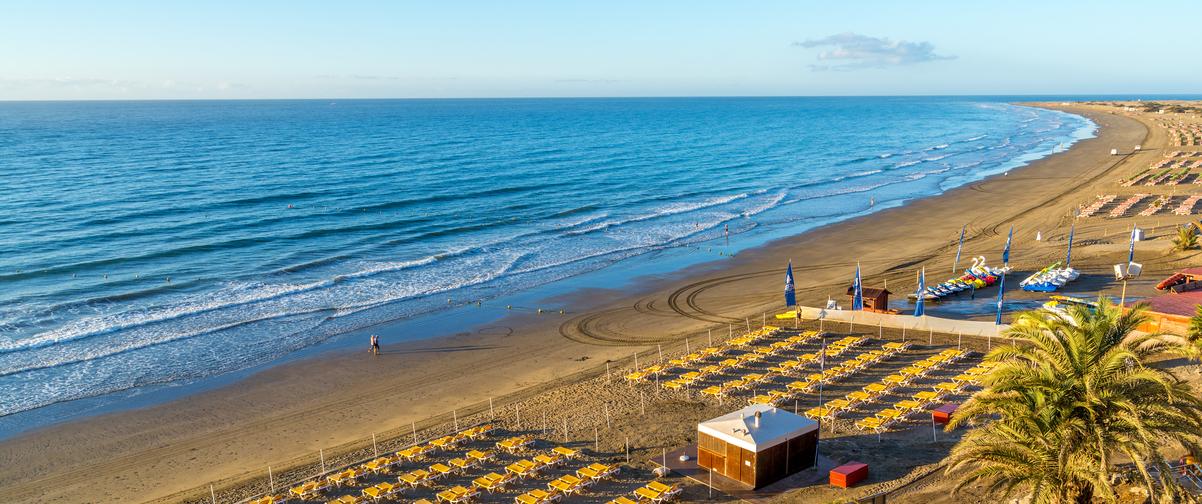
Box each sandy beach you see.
[8,102,1202,504]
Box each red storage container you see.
[830,461,868,488]
[932,403,959,424]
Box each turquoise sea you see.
[0,96,1097,432]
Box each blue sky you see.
[2,0,1200,100]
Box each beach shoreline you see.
[0,104,1156,503]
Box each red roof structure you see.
[1136,290,1202,317]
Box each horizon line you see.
[2,92,1201,104]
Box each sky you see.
[1,0,1200,100]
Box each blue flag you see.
[852,263,864,311]
[784,261,796,307]
[1065,222,1075,268]
[914,267,925,317]
[995,270,1007,325]
[1128,225,1137,265]
[1001,226,1014,266]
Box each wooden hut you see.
[696,404,819,488]
[845,286,892,313]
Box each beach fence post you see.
[625,437,630,463]
[728,324,732,339]
[902,324,906,343]
[794,399,798,415]
[319,449,326,474]
[657,344,662,362]
[685,338,690,353]
[958,331,962,351]
[543,411,548,435]
[708,329,713,346]
[605,403,611,428]
[453,409,458,431]
[594,426,599,452]
[762,312,766,328]
[268,465,275,493]
[517,406,522,429]
[606,362,611,383]
[932,415,937,442]
[640,391,646,415]
[709,469,713,499]
[411,422,417,445]
[878,320,882,337]
[563,418,569,442]
[489,397,494,417]
[372,432,378,457]
[849,313,854,331]
[210,484,216,504]
[745,317,750,332]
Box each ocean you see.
[0,96,1094,429]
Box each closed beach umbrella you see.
[1065,222,1075,268]
[914,267,925,317]
[852,263,863,311]
[1001,225,1014,267]
[784,260,796,307]
[952,224,966,273]
[995,268,1007,325]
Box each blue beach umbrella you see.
[1128,225,1137,265]
[914,267,926,317]
[995,269,1007,325]
[1065,222,1075,268]
[852,263,864,311]
[1001,226,1014,266]
[953,225,966,273]
[784,261,796,307]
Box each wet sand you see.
[0,104,1165,503]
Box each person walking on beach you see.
[370,334,380,355]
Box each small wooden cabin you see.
[845,286,892,313]
[696,404,819,488]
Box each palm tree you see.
[945,299,1202,503]
[1173,224,1200,252]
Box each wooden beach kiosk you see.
[696,404,818,488]
[845,286,893,313]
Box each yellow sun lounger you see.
[846,390,872,404]
[864,382,889,394]
[551,446,579,459]
[398,469,431,487]
[856,416,886,432]
[473,472,509,492]
[634,487,662,501]
[934,382,961,393]
[467,449,495,462]
[895,399,922,412]
[876,408,904,421]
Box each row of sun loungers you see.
[1139,195,1171,216]
[1079,194,1116,216]
[693,336,871,402]
[1175,195,1202,215]
[275,424,497,502]
[658,331,819,390]
[798,347,961,425]
[624,326,788,384]
[851,350,977,433]
[1109,194,1149,217]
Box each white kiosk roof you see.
[697,404,818,452]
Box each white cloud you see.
[794,32,955,71]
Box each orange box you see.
[830,461,868,488]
